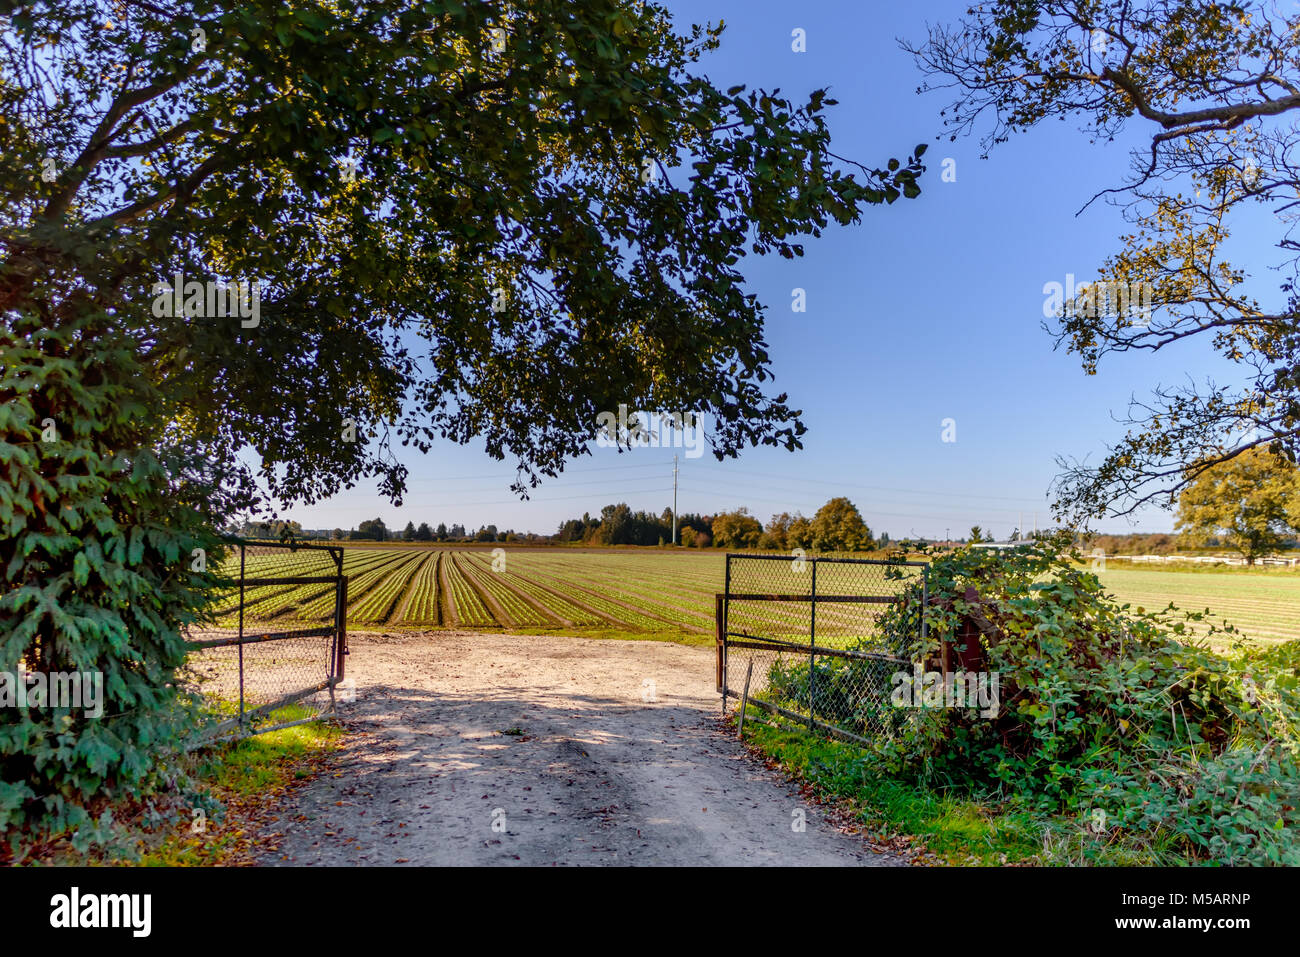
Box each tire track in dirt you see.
[253,631,901,867]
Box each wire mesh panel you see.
[722,554,927,744]
[185,540,344,740]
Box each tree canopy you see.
[711,507,763,549]
[4,0,927,509]
[1175,448,1300,562]
[907,0,1300,524]
[808,496,873,552]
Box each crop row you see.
[456,555,555,627]
[443,555,494,626]
[210,549,398,622]
[197,548,1300,646]
[515,558,713,630]
[280,551,414,622]
[490,567,606,626]
[504,560,682,631]
[400,552,441,624]
[349,553,426,623]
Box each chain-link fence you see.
[185,540,346,741]
[721,554,927,746]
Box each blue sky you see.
[278,0,1274,540]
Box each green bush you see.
[864,542,1300,865]
[0,317,231,856]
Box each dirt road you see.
[255,631,900,866]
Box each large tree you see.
[907,1,1300,525]
[759,510,797,550]
[808,496,872,552]
[711,507,762,548]
[4,0,926,505]
[1,0,925,842]
[1175,448,1300,563]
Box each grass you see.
[136,706,343,866]
[735,707,1188,866]
[1095,566,1300,647]
[1094,557,1300,575]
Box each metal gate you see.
[185,539,347,741]
[718,553,927,746]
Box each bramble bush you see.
[870,542,1300,865]
[0,317,234,857]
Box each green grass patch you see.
[136,705,343,866]
[1089,558,1300,576]
[736,708,1185,866]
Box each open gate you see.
[718,553,927,746]
[185,540,347,740]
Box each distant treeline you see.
[1084,530,1300,555]
[232,518,544,544]
[238,509,1284,555]
[550,497,883,551]
[548,496,883,548]
[232,496,886,551]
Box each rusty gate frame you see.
[186,538,348,741]
[715,553,928,747]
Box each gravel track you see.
[254,631,901,867]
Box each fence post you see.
[737,658,754,739]
[722,556,731,715]
[808,557,817,732]
[237,543,246,731]
[336,576,348,682]
[714,593,724,694]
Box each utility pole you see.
[672,455,679,546]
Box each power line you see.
[674,484,1023,525]
[398,477,1034,521]
[407,486,672,508]
[687,462,1050,505]
[672,455,679,545]
[401,458,1051,515]
[416,473,669,493]
[408,460,665,483]
[673,479,1034,516]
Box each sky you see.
[276,0,1279,540]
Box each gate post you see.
[721,556,732,715]
[335,576,348,681]
[237,543,246,731]
[714,593,724,694]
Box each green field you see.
[1094,566,1300,646]
[208,546,1300,647]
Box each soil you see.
[253,630,902,867]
